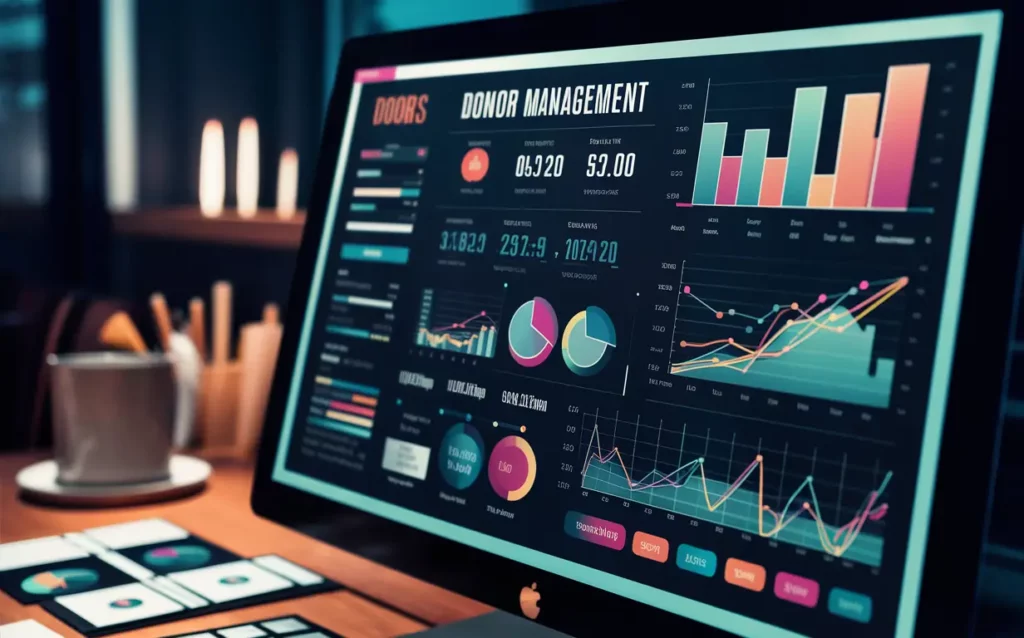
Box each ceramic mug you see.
[49,352,176,485]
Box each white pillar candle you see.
[198,119,225,218]
[276,148,299,219]
[236,117,260,218]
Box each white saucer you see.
[15,455,211,507]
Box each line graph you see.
[668,257,907,408]
[415,288,504,358]
[579,410,888,567]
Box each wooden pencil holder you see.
[196,361,243,455]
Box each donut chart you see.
[561,306,617,376]
[488,435,537,501]
[439,423,485,489]
[508,297,558,368]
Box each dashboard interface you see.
[272,12,1001,638]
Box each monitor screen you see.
[271,11,1001,637]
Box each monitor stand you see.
[405,610,573,637]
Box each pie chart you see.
[21,568,98,595]
[110,598,143,609]
[508,297,558,367]
[562,306,617,376]
[488,435,537,501]
[143,545,212,570]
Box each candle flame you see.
[237,117,260,217]
[199,119,225,217]
[276,149,299,219]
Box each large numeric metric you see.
[586,152,636,178]
[499,233,547,259]
[515,154,564,177]
[439,230,487,254]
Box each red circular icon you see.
[461,148,489,182]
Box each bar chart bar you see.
[692,122,728,205]
[870,64,930,209]
[715,157,742,205]
[833,93,881,207]
[736,129,770,205]
[759,158,787,206]
[807,175,835,207]
[781,87,827,207]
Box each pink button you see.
[773,572,820,608]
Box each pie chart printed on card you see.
[561,306,617,376]
[21,568,99,595]
[143,544,212,570]
[508,297,558,367]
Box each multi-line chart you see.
[579,409,889,567]
[668,256,907,408]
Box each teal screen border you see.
[273,11,1002,638]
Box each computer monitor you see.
[252,3,1013,636]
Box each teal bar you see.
[318,376,379,396]
[736,129,770,205]
[350,203,376,212]
[692,122,728,204]
[327,325,371,340]
[782,87,827,207]
[676,544,717,577]
[340,243,410,264]
[307,417,373,439]
[357,169,382,178]
[401,188,421,198]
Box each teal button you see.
[828,588,872,623]
[675,544,717,577]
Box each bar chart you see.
[689,64,931,212]
[415,288,505,358]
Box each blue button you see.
[675,544,717,577]
[828,588,872,623]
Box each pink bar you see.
[360,149,384,159]
[774,572,820,608]
[329,401,376,418]
[870,64,930,209]
[354,67,397,83]
[715,157,742,205]
[675,202,694,208]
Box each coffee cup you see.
[48,352,176,485]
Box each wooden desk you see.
[0,453,490,637]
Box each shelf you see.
[111,207,306,249]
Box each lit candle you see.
[276,149,299,219]
[237,117,260,218]
[199,119,225,217]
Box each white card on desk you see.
[84,518,189,550]
[0,619,64,638]
[54,582,184,628]
[167,560,293,603]
[0,536,89,571]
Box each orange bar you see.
[758,158,787,206]
[833,93,881,207]
[632,531,669,563]
[725,558,767,592]
[807,175,835,207]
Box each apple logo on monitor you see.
[519,582,541,619]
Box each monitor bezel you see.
[252,2,1014,635]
